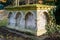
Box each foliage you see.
[45,9,60,37]
[0,0,12,7]
[0,4,4,10]
[0,19,8,27]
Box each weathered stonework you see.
[4,4,56,36]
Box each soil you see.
[44,36,60,40]
[0,27,60,40]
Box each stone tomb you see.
[5,4,55,36]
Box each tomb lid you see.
[5,4,56,10]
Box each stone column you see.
[25,0,30,4]
[28,0,30,4]
[17,0,19,6]
[15,0,18,6]
[15,0,19,6]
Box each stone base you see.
[37,29,47,36]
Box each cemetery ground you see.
[0,27,46,40]
[0,27,60,40]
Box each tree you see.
[54,0,60,25]
[0,4,4,10]
[0,0,12,7]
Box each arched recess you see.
[25,12,36,30]
[15,12,22,26]
[39,11,48,30]
[8,12,16,26]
